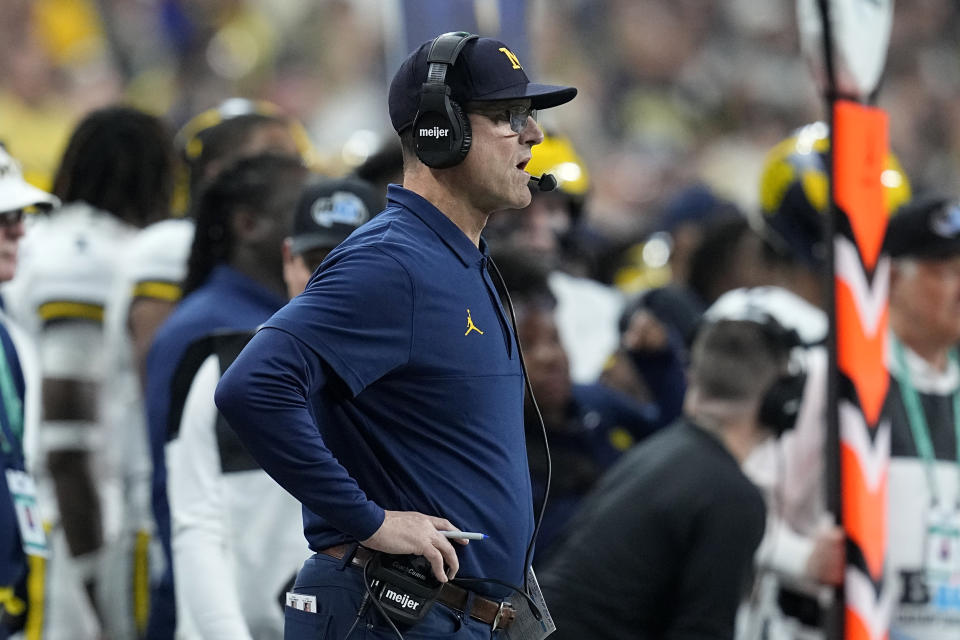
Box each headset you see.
[696,308,807,439]
[412,32,478,169]
[749,313,807,438]
[758,359,807,439]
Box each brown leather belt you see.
[320,544,516,631]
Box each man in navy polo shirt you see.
[215,32,576,639]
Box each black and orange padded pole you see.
[815,1,893,639]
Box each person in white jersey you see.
[3,107,175,640]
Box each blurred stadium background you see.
[1,0,957,243]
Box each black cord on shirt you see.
[487,256,552,595]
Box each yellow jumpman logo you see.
[465,308,484,336]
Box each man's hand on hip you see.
[361,510,468,583]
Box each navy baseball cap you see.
[290,178,380,254]
[389,34,577,133]
[886,194,960,260]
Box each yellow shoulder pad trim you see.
[132,281,182,303]
[37,301,104,324]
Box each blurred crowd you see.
[2,0,960,239]
[1,1,960,640]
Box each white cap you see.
[0,146,59,214]
[705,286,828,346]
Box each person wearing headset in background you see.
[215,32,576,639]
[0,144,54,640]
[539,299,804,640]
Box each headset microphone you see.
[528,173,557,192]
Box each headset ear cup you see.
[758,373,806,438]
[449,99,471,164]
[413,92,466,169]
[413,32,478,169]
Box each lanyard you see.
[893,338,960,506]
[0,335,23,467]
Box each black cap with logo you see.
[886,194,960,260]
[290,178,380,255]
[388,35,576,133]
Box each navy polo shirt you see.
[217,186,532,592]
[145,264,287,637]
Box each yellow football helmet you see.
[759,121,911,264]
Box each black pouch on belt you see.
[366,552,444,625]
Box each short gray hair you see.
[689,319,791,404]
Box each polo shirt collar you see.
[386,185,488,267]
[206,264,287,310]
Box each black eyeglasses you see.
[466,102,537,134]
[0,209,24,227]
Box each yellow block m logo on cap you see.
[498,47,522,70]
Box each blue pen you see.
[441,531,487,540]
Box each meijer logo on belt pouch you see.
[384,589,422,611]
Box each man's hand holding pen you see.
[361,510,470,583]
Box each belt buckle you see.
[492,600,507,630]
